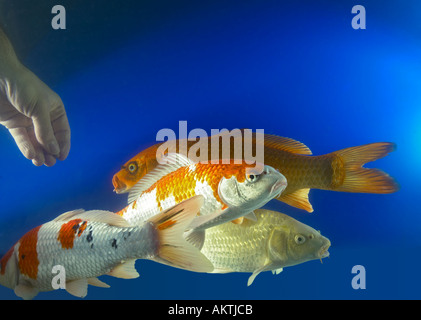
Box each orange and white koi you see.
[0,196,213,299]
[112,130,398,212]
[116,153,287,231]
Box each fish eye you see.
[246,173,260,183]
[294,234,306,244]
[127,162,138,174]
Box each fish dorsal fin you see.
[53,209,86,222]
[54,209,131,227]
[276,188,313,213]
[264,135,312,155]
[66,279,88,298]
[107,259,139,279]
[127,153,195,204]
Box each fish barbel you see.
[116,153,287,231]
[112,129,398,212]
[199,208,331,286]
[0,196,213,299]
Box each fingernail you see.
[48,141,60,155]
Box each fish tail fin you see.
[148,196,214,273]
[332,142,399,193]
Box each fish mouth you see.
[318,241,331,259]
[270,179,287,196]
[112,176,128,194]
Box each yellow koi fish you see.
[112,130,398,212]
[200,208,331,286]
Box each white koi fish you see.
[0,196,213,299]
[116,153,287,231]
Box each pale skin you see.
[0,27,70,166]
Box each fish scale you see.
[201,213,273,273]
[117,161,248,225]
[118,153,287,231]
[0,196,214,299]
[18,220,152,292]
[200,208,331,286]
[113,131,398,214]
[154,163,246,206]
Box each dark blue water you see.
[0,0,419,300]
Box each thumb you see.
[32,108,60,156]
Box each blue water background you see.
[0,0,419,299]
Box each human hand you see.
[0,65,70,166]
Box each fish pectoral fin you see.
[276,188,313,213]
[66,279,88,298]
[14,282,39,300]
[127,153,195,204]
[231,217,244,224]
[187,207,227,231]
[232,211,257,225]
[88,277,110,288]
[247,269,263,287]
[244,211,257,221]
[247,259,275,286]
[107,259,139,279]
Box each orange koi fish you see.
[116,153,287,231]
[112,130,398,212]
[0,196,213,299]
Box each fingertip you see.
[32,150,46,167]
[58,144,70,161]
[32,159,43,167]
[48,140,60,156]
[44,154,57,167]
[55,129,71,161]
